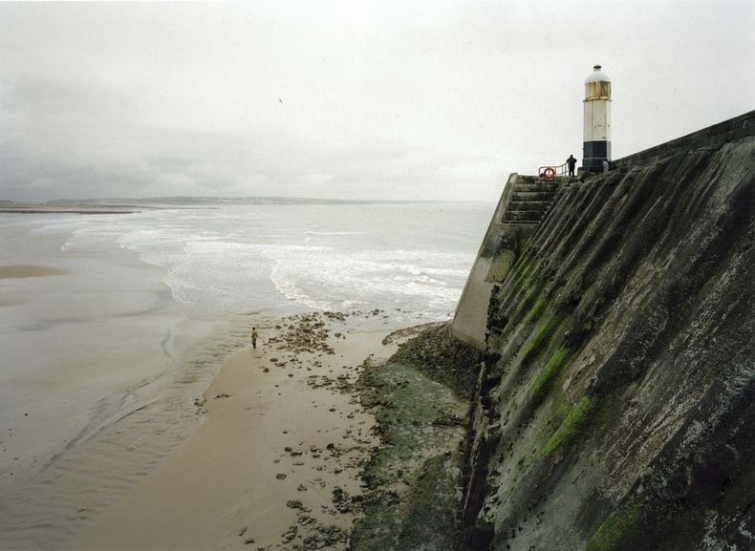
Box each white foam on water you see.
[46,205,478,320]
[9,203,485,323]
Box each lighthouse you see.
[582,65,612,172]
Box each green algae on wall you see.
[529,346,576,403]
[519,311,565,366]
[583,505,642,551]
[542,396,597,458]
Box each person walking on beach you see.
[566,154,577,177]
[251,327,259,350]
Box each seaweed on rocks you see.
[386,321,482,400]
[351,323,474,551]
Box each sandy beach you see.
[0,203,482,551]
[65,312,402,551]
[0,254,230,550]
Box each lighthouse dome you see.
[585,64,610,84]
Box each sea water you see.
[35,202,491,320]
[115,201,490,320]
[0,200,493,524]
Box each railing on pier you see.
[537,162,570,180]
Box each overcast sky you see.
[1,1,753,202]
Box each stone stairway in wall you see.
[500,174,560,230]
[451,172,563,348]
[451,173,564,350]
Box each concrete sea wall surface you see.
[456,111,755,550]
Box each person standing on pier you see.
[566,154,577,177]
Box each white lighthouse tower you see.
[582,65,612,172]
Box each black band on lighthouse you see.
[583,141,612,171]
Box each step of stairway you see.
[511,191,558,202]
[507,200,553,210]
[502,210,547,222]
[512,182,559,193]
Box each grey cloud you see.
[1,1,753,202]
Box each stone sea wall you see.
[456,111,755,550]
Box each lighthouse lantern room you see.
[582,65,612,172]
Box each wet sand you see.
[0,204,140,215]
[0,250,234,549]
[0,264,71,279]
[65,312,401,551]
[0,211,454,550]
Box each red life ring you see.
[543,167,556,180]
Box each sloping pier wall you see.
[455,110,755,550]
[451,174,559,348]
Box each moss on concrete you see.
[584,504,642,551]
[512,279,544,321]
[530,347,575,403]
[520,311,564,366]
[524,294,548,324]
[511,254,535,287]
[542,396,597,457]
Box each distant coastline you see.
[0,204,142,215]
[0,196,483,214]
